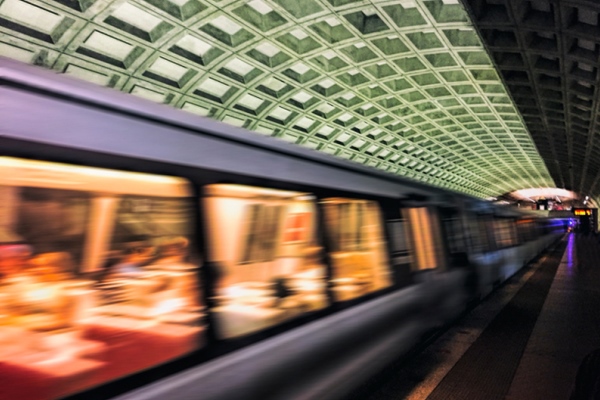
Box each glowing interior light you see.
[26,287,54,302]
[511,188,577,200]
[205,183,306,198]
[153,298,184,316]
[0,157,187,186]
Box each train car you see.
[0,57,565,400]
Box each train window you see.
[403,207,444,271]
[516,219,533,243]
[0,157,204,399]
[444,218,466,253]
[480,216,496,252]
[203,184,327,339]
[321,199,392,301]
[438,208,467,256]
[493,218,517,248]
[465,217,479,252]
[239,204,284,264]
[468,215,492,253]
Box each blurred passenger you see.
[29,252,74,281]
[0,244,73,331]
[0,244,33,282]
[107,235,155,278]
[151,236,200,309]
[272,277,294,308]
[95,235,155,304]
[154,236,194,271]
[16,187,87,264]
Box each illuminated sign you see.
[574,209,592,216]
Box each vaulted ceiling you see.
[461,0,600,205]
[1,0,593,202]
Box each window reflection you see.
[0,157,203,399]
[322,199,392,301]
[204,184,327,339]
[239,204,284,264]
[493,218,517,248]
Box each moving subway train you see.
[0,58,565,400]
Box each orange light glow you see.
[0,157,204,400]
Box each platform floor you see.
[347,234,600,400]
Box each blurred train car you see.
[0,58,566,400]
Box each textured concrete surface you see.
[426,240,565,400]
[348,235,600,400]
[507,234,600,400]
[346,244,556,400]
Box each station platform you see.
[347,234,600,400]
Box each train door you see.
[492,217,518,249]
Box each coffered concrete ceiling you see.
[1,0,578,199]
[461,0,600,205]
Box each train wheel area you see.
[346,233,600,400]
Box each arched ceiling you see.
[460,0,600,207]
[0,0,562,198]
